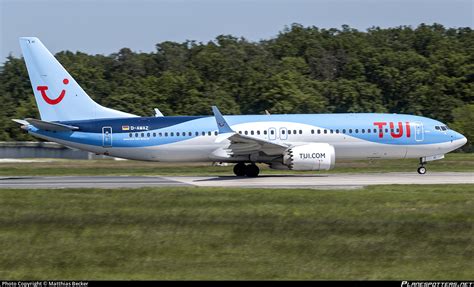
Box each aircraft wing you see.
[212,106,288,157]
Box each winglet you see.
[12,119,29,126]
[154,108,164,117]
[212,106,234,134]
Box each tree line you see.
[0,23,472,150]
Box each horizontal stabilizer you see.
[12,119,29,126]
[12,118,79,131]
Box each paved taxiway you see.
[0,172,472,189]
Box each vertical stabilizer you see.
[19,37,137,121]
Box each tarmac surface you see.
[0,172,472,189]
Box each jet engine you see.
[282,143,335,170]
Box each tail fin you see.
[19,37,137,121]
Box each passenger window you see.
[374,128,377,133]
[257,130,261,135]
[336,129,339,134]
[159,132,162,137]
[251,131,254,135]
[324,130,327,134]
[214,131,218,136]
[330,130,333,134]
[264,130,267,135]
[245,131,248,135]
[282,130,286,134]
[189,132,192,136]
[177,132,180,136]
[317,130,321,134]
[135,133,139,137]
[293,130,297,134]
[202,131,205,136]
[385,128,388,133]
[153,133,156,137]
[239,131,242,134]
[165,132,168,137]
[361,129,365,134]
[271,130,275,135]
[208,131,212,136]
[288,130,291,135]
[349,129,353,133]
[147,133,150,137]
[195,132,199,136]
[311,129,314,134]
[299,130,302,134]
[129,133,132,137]
[342,129,346,133]
[367,129,370,134]
[141,133,145,137]
[170,132,174,136]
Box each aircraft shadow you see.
[194,174,329,182]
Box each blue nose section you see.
[450,130,467,148]
[454,131,466,141]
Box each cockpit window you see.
[435,125,449,131]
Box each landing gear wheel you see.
[233,163,247,176]
[245,164,260,177]
[417,166,426,175]
[417,158,427,175]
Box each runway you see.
[0,176,192,189]
[0,172,472,189]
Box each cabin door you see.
[102,126,113,147]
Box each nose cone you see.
[452,131,467,149]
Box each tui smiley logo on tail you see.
[36,78,69,105]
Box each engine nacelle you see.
[283,143,335,171]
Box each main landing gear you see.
[233,163,260,177]
[417,158,427,175]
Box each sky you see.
[1,0,473,62]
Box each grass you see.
[0,153,473,176]
[0,184,472,280]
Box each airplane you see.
[13,37,467,177]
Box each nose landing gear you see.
[417,158,427,174]
[233,163,260,177]
[417,166,426,174]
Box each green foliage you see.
[0,24,473,141]
[450,104,474,152]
